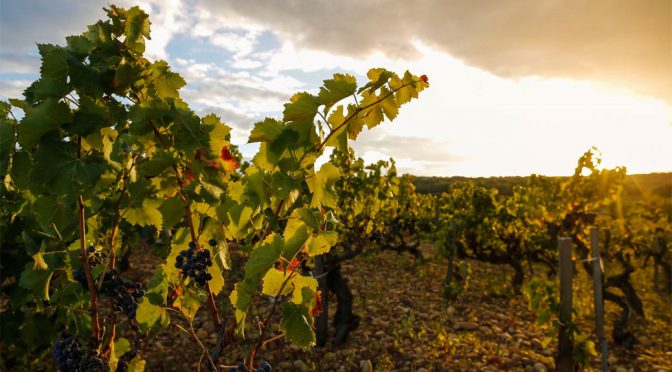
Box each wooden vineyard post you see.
[590,229,608,372]
[315,254,329,346]
[557,238,574,372]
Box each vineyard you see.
[0,6,670,372]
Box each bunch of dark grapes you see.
[73,266,145,319]
[100,270,145,319]
[175,240,214,286]
[228,361,271,372]
[52,335,105,372]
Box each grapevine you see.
[0,4,428,370]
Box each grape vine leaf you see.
[18,98,72,148]
[124,199,163,230]
[230,233,284,334]
[318,73,357,114]
[306,231,338,256]
[280,302,315,349]
[19,263,54,301]
[248,118,284,143]
[309,162,340,209]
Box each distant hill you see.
[412,172,672,199]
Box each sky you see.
[1,0,670,177]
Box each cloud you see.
[0,52,40,74]
[198,0,672,104]
[348,130,465,176]
[0,80,32,100]
[177,65,301,116]
[0,0,187,68]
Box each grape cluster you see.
[228,361,271,372]
[52,335,105,372]
[175,240,214,286]
[100,271,145,319]
[73,268,145,319]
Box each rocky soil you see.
[131,245,671,371]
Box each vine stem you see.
[76,135,101,345]
[247,265,299,369]
[97,156,135,291]
[187,319,218,371]
[103,313,117,359]
[79,194,101,345]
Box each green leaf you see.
[0,117,14,175]
[174,288,203,321]
[31,44,69,99]
[159,197,184,229]
[19,263,54,301]
[280,302,315,349]
[124,199,163,229]
[18,98,72,148]
[68,96,116,136]
[229,234,283,332]
[379,86,399,121]
[124,6,151,53]
[282,210,311,259]
[110,337,131,371]
[310,162,340,209]
[32,195,77,236]
[261,270,317,305]
[127,356,146,372]
[30,138,106,196]
[204,114,231,158]
[306,231,338,256]
[324,105,348,151]
[346,104,366,140]
[360,90,385,129]
[391,71,418,105]
[358,68,393,94]
[150,61,186,100]
[136,297,170,332]
[244,167,268,207]
[249,118,284,143]
[283,92,319,124]
[174,111,206,154]
[66,35,93,56]
[114,337,131,358]
[318,74,357,114]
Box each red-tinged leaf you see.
[220,145,239,172]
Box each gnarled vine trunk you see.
[326,257,360,345]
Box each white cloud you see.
[198,0,672,105]
[2,0,670,177]
[0,80,32,100]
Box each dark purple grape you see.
[175,244,215,286]
[258,361,272,372]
